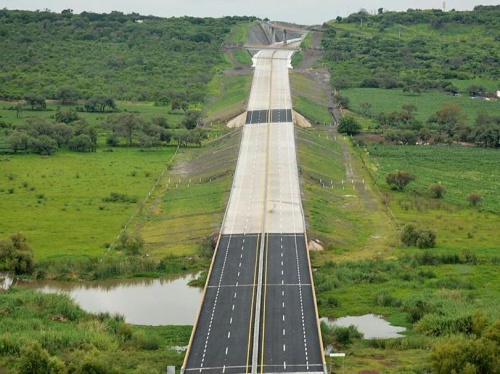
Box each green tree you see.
[52,123,74,148]
[15,103,24,118]
[337,116,361,135]
[30,135,58,155]
[56,85,81,105]
[386,171,415,191]
[85,95,116,112]
[55,109,80,124]
[182,111,201,130]
[6,131,31,153]
[151,116,169,129]
[24,93,46,110]
[109,113,145,146]
[430,103,467,136]
[69,134,94,152]
[466,85,486,97]
[73,120,97,152]
[171,98,183,112]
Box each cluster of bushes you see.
[321,322,363,348]
[3,117,97,155]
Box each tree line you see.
[1,101,208,155]
[338,99,500,148]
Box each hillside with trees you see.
[0,9,256,102]
[322,6,499,147]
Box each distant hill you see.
[321,6,499,93]
[0,9,257,102]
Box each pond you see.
[321,314,406,339]
[5,273,203,326]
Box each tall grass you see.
[0,288,190,371]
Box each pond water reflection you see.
[321,314,406,339]
[14,273,203,326]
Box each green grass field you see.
[0,100,188,130]
[365,145,500,213]
[0,148,176,261]
[342,88,500,125]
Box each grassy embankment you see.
[290,73,331,125]
[229,22,255,66]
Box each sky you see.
[1,0,498,25]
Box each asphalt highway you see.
[185,234,258,374]
[259,234,324,373]
[183,45,326,374]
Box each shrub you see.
[430,183,447,199]
[386,171,415,191]
[337,116,361,135]
[332,325,363,347]
[321,322,363,348]
[19,341,67,374]
[102,192,137,204]
[401,294,437,323]
[335,95,350,109]
[327,296,341,308]
[373,291,402,307]
[124,232,144,255]
[466,193,482,207]
[430,332,499,374]
[401,224,436,248]
[0,232,35,274]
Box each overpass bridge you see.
[182,47,326,374]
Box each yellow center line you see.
[259,50,276,374]
[260,233,270,373]
[246,233,260,373]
